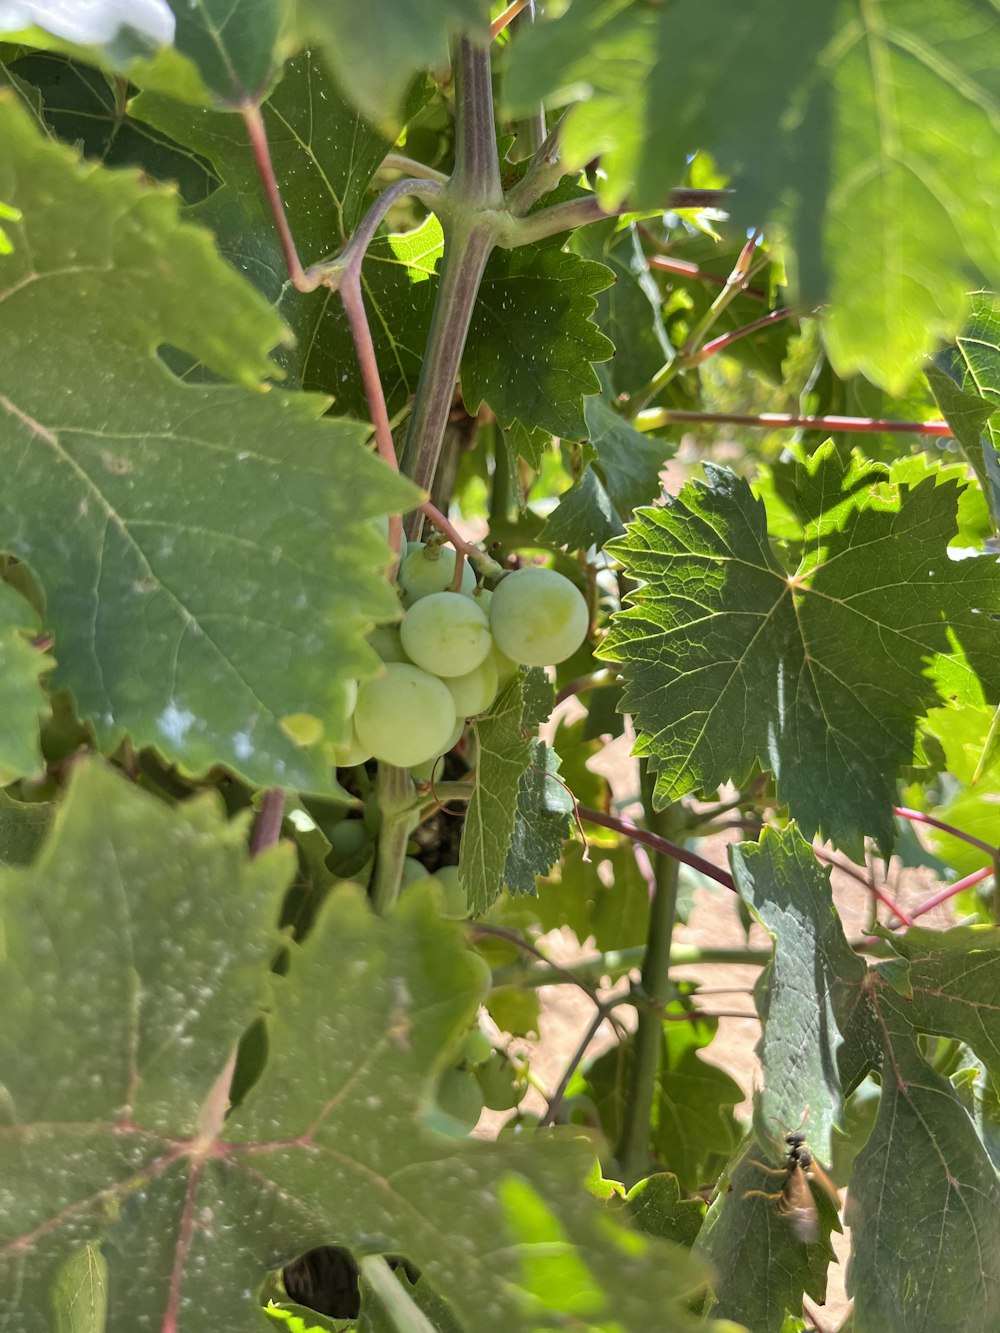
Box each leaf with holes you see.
[0,99,415,791]
[600,443,1000,855]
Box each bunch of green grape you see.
[336,540,589,771]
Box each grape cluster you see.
[337,540,589,770]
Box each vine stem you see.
[908,865,994,921]
[359,1256,437,1332]
[615,781,683,1185]
[893,805,999,857]
[420,500,499,569]
[636,408,954,438]
[577,805,735,891]
[400,38,502,528]
[250,789,285,856]
[539,1000,620,1127]
[683,306,805,367]
[370,764,418,915]
[242,106,308,290]
[491,0,531,37]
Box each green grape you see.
[353,663,457,766]
[437,1068,484,1129]
[489,567,588,666]
[331,727,371,767]
[474,1052,523,1112]
[460,1027,494,1068]
[400,592,492,677]
[435,864,468,919]
[398,542,476,607]
[327,819,372,876]
[367,623,409,663]
[402,856,427,885]
[491,640,519,684]
[444,654,499,718]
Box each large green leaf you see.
[600,444,1000,854]
[0,760,710,1332]
[730,827,871,1161]
[5,49,219,199]
[504,0,1000,393]
[845,991,1000,1332]
[0,581,49,782]
[296,0,489,127]
[694,1138,838,1332]
[0,98,415,791]
[130,53,431,405]
[886,926,1000,1076]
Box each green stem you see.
[615,779,684,1185]
[371,764,417,915]
[400,39,503,522]
[359,1257,437,1333]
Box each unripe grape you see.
[489,567,588,666]
[354,663,457,766]
[368,623,409,663]
[437,1068,484,1129]
[445,655,499,718]
[436,864,468,919]
[398,542,476,607]
[460,1027,494,1068]
[400,592,492,677]
[331,727,371,767]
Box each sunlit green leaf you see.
[0,99,415,790]
[601,445,1000,854]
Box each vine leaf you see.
[295,0,488,127]
[504,0,1000,393]
[571,220,673,399]
[0,791,52,867]
[534,839,651,953]
[845,988,1000,1333]
[730,827,871,1162]
[502,739,574,896]
[0,761,710,1333]
[162,0,288,105]
[927,291,1000,532]
[7,49,219,201]
[462,244,615,439]
[885,926,1000,1078]
[600,444,1000,855]
[130,56,434,407]
[0,582,50,783]
[584,1012,743,1192]
[585,392,675,518]
[694,1138,838,1331]
[0,99,415,791]
[459,675,530,915]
